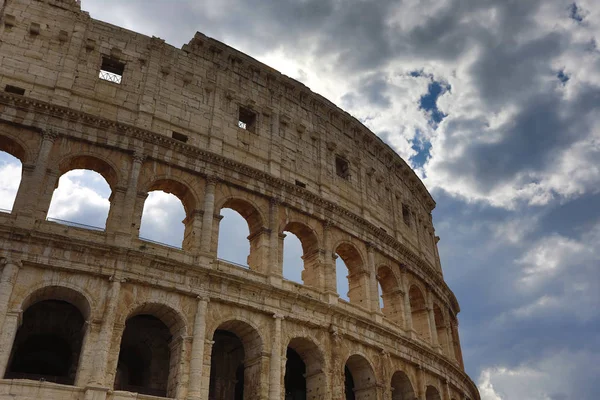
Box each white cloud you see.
[0,161,21,212]
[478,350,600,400]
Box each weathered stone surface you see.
[0,1,479,399]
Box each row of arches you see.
[0,134,460,361]
[0,284,460,400]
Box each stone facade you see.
[0,1,479,399]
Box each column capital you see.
[0,257,22,269]
[323,220,334,230]
[365,241,375,252]
[108,275,127,283]
[205,175,219,186]
[270,197,281,206]
[42,128,60,142]
[132,149,146,163]
[196,295,210,303]
[272,313,285,320]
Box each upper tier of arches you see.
[0,125,462,366]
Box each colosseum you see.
[0,1,480,400]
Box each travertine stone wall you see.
[0,1,479,400]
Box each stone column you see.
[75,320,102,387]
[416,365,425,400]
[187,296,210,400]
[173,335,191,399]
[268,313,284,400]
[120,150,145,235]
[268,198,281,277]
[426,290,440,349]
[322,221,338,302]
[400,268,413,333]
[444,379,452,400]
[0,310,20,377]
[0,259,20,332]
[90,277,123,386]
[17,129,59,222]
[366,243,380,313]
[200,177,218,254]
[200,339,215,400]
[330,327,344,398]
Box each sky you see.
[1,0,600,398]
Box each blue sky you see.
[2,0,600,398]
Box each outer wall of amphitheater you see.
[0,1,479,400]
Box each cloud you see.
[478,350,600,400]
[0,153,21,211]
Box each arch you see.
[344,354,377,400]
[335,242,369,308]
[409,285,431,342]
[57,154,120,191]
[144,178,198,216]
[138,178,200,249]
[19,285,93,321]
[5,289,89,385]
[286,337,326,399]
[47,169,112,230]
[0,134,29,164]
[126,302,188,338]
[209,319,264,399]
[391,371,416,400]
[219,197,265,235]
[377,265,404,325]
[217,197,267,272]
[426,385,442,400]
[433,304,450,356]
[115,303,188,398]
[282,221,321,287]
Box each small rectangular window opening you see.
[5,85,25,95]
[295,180,306,188]
[335,156,350,179]
[238,106,257,133]
[172,131,188,143]
[402,204,411,226]
[99,56,125,84]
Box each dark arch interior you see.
[345,365,356,400]
[285,347,306,400]
[115,314,172,397]
[209,330,245,400]
[5,300,84,385]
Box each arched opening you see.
[5,299,86,385]
[115,313,178,398]
[433,304,450,356]
[335,243,368,308]
[217,198,265,272]
[139,179,197,250]
[209,320,263,400]
[282,222,320,287]
[0,150,22,213]
[377,266,404,325]
[409,285,431,342]
[139,191,186,248]
[47,169,111,230]
[426,385,442,400]
[285,347,306,400]
[344,355,376,400]
[391,371,415,400]
[286,337,325,399]
[217,209,251,267]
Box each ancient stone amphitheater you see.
[0,1,479,399]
